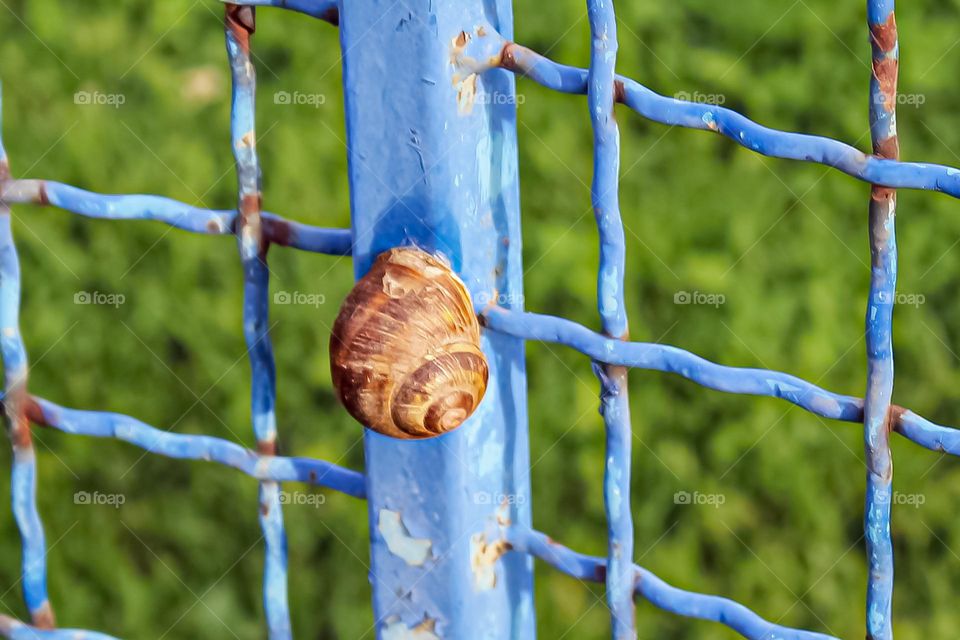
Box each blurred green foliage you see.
[2,0,960,638]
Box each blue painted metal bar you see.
[221,0,338,24]
[482,306,863,420]
[0,616,117,640]
[584,1,635,637]
[503,526,838,640]
[225,6,291,638]
[0,83,55,629]
[339,0,535,636]
[453,24,960,201]
[864,4,898,638]
[0,180,352,256]
[481,306,960,457]
[24,396,365,498]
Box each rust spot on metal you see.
[205,218,222,234]
[36,181,49,206]
[226,4,255,51]
[873,134,900,161]
[262,216,293,247]
[320,6,339,26]
[870,13,898,53]
[0,159,9,183]
[870,185,896,204]
[4,387,35,449]
[238,193,266,255]
[471,533,512,590]
[32,602,55,630]
[477,25,487,37]
[500,43,518,71]
[872,57,899,115]
[10,415,32,449]
[594,563,607,582]
[614,79,626,104]
[22,396,44,426]
[257,439,276,456]
[887,404,906,434]
[260,500,270,516]
[454,30,470,48]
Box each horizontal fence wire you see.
[23,396,366,497]
[0,179,352,255]
[454,22,960,199]
[0,0,958,637]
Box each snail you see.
[330,247,489,440]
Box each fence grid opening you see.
[0,1,955,639]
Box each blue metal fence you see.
[0,0,956,638]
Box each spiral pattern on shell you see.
[330,247,489,439]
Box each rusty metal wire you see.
[0,0,954,638]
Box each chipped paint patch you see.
[470,532,510,590]
[382,617,441,640]
[378,509,431,566]
[239,130,257,149]
[456,73,478,115]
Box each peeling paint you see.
[470,532,510,590]
[382,617,441,640]
[456,73,478,115]
[378,509,432,566]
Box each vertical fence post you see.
[338,1,535,637]
[0,84,55,630]
[864,2,898,639]
[225,6,292,638]
[584,2,636,638]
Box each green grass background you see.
[3,0,960,637]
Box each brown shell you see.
[330,247,488,439]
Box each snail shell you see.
[330,247,489,440]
